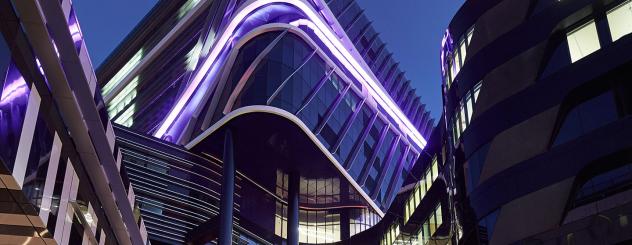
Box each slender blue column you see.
[219,130,234,245]
[287,172,300,245]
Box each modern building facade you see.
[7,0,629,244]
[339,123,452,245]
[439,0,632,244]
[96,0,434,244]
[0,0,147,244]
[337,0,632,244]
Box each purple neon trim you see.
[154,0,427,149]
[1,65,29,106]
[68,9,83,51]
[440,29,454,78]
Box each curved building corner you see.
[441,0,632,244]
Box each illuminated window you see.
[473,82,482,102]
[467,27,474,45]
[452,81,482,143]
[177,0,201,19]
[466,94,474,123]
[381,223,400,245]
[460,39,468,65]
[403,158,439,224]
[607,0,632,41]
[431,158,439,181]
[102,49,143,96]
[567,20,600,63]
[108,76,140,126]
[459,103,467,131]
[445,26,475,88]
[418,204,443,244]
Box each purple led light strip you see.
[154,0,427,149]
[1,75,28,106]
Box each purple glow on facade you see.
[35,58,45,76]
[0,62,30,171]
[1,68,28,106]
[68,9,84,51]
[154,0,428,150]
[440,29,454,80]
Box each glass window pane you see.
[567,21,601,62]
[436,204,443,227]
[0,63,30,172]
[349,118,385,178]
[365,129,396,194]
[473,82,482,103]
[377,140,405,204]
[432,159,439,181]
[429,213,436,235]
[448,62,455,84]
[271,54,327,113]
[453,50,461,75]
[425,171,432,192]
[467,26,475,45]
[319,91,359,148]
[335,104,373,165]
[423,222,430,243]
[459,103,467,131]
[553,91,618,146]
[298,73,344,131]
[415,183,422,204]
[460,39,467,64]
[607,0,632,41]
[466,93,474,123]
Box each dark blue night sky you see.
[74,0,463,120]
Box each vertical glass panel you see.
[404,203,409,223]
[415,182,422,205]
[348,118,385,178]
[318,91,360,149]
[607,0,632,42]
[422,223,430,243]
[102,49,143,96]
[467,26,475,45]
[365,129,396,194]
[429,213,437,235]
[377,141,405,203]
[23,114,54,210]
[239,33,314,108]
[448,62,455,85]
[459,103,467,131]
[298,73,345,131]
[425,170,432,192]
[567,20,601,63]
[275,202,283,237]
[436,204,443,227]
[460,39,467,64]
[271,54,327,113]
[335,104,373,164]
[432,158,439,181]
[0,62,30,172]
[466,92,474,123]
[299,210,307,243]
[452,117,460,144]
[453,50,461,75]
[473,81,482,102]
